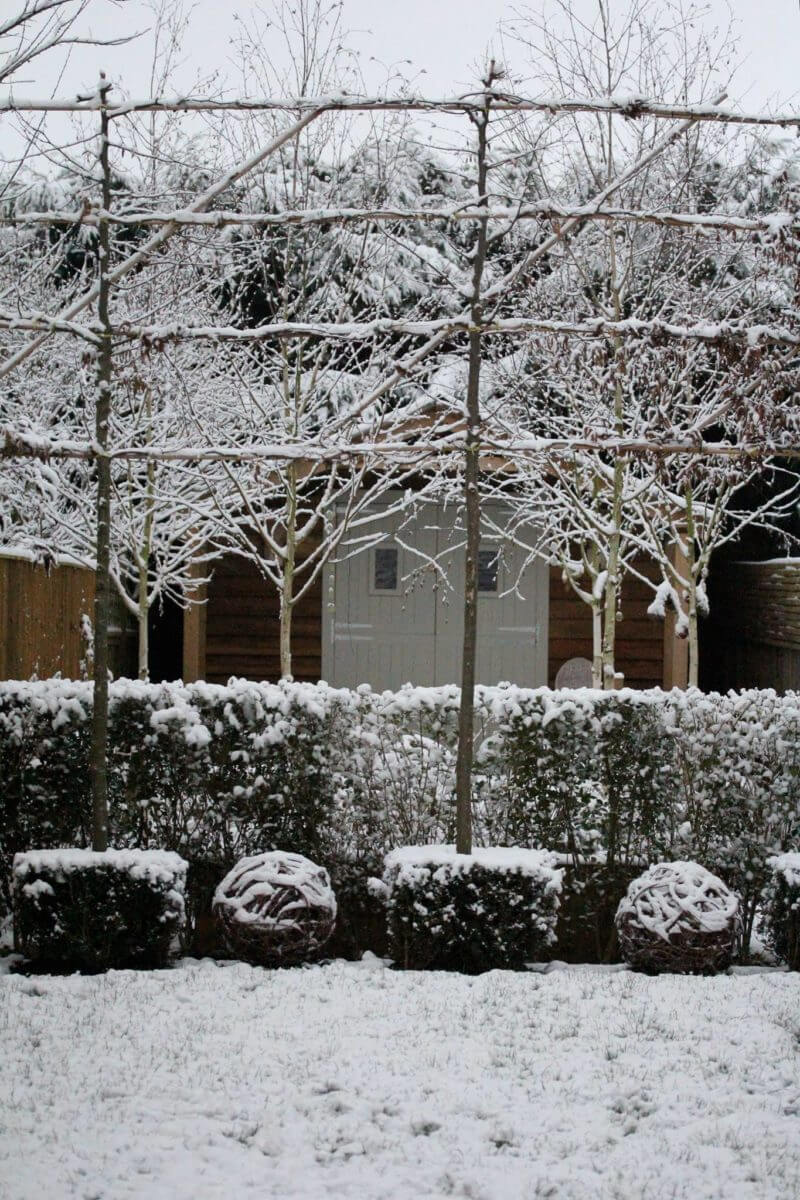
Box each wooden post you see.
[663,539,689,689]
[182,566,207,683]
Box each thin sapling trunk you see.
[455,69,496,855]
[89,77,113,850]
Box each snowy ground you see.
[1,957,799,1200]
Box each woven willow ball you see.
[212,851,337,967]
[615,860,741,975]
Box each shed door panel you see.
[327,500,547,689]
[329,505,438,689]
[433,502,547,687]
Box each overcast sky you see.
[11,0,800,109]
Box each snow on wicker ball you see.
[615,860,742,975]
[212,851,337,967]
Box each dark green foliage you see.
[477,691,676,865]
[326,861,389,960]
[0,680,337,951]
[0,684,92,914]
[553,862,642,963]
[762,856,800,970]
[12,850,186,972]
[384,850,560,973]
[2,681,799,965]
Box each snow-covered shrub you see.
[476,688,676,863]
[12,848,187,972]
[383,845,562,972]
[212,850,337,966]
[0,679,339,940]
[108,679,335,871]
[0,681,92,913]
[615,860,741,974]
[328,685,460,863]
[2,679,799,962]
[323,685,462,957]
[663,690,800,955]
[476,688,677,959]
[762,853,800,970]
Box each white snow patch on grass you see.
[1,960,799,1199]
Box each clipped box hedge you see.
[12,848,187,972]
[2,680,799,963]
[763,853,800,970]
[383,845,562,972]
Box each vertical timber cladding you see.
[0,553,95,679]
[204,551,323,684]
[705,559,800,692]
[547,562,666,689]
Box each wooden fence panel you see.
[0,554,95,680]
[205,553,322,684]
[706,560,800,692]
[548,563,667,689]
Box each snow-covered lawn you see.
[1,957,799,1200]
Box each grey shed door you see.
[323,499,548,690]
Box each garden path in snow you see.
[1,957,799,1199]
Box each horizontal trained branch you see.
[0,106,326,382]
[0,309,101,342]
[2,89,800,127]
[3,426,799,463]
[4,204,797,238]
[3,312,797,348]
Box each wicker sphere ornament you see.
[213,851,337,967]
[615,860,742,974]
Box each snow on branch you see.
[0,309,101,342]
[0,105,327,382]
[2,90,800,128]
[3,204,797,239]
[11,313,793,350]
[3,427,799,465]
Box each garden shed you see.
[0,520,684,690]
[198,499,682,691]
[320,501,549,690]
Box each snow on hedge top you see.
[769,852,800,889]
[616,860,740,943]
[13,848,188,887]
[384,845,562,890]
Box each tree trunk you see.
[89,79,113,851]
[136,573,149,686]
[137,444,155,681]
[279,464,298,679]
[684,486,699,688]
[590,532,603,688]
[601,456,623,689]
[592,601,603,688]
[454,75,494,855]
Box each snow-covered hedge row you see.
[763,853,800,970]
[1,679,798,959]
[383,845,562,971]
[0,678,335,931]
[475,686,800,954]
[12,848,187,971]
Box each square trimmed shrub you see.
[763,853,800,970]
[383,845,562,972]
[12,848,187,972]
[553,860,643,963]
